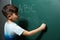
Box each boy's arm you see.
[22,23,46,36]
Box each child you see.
[2,4,46,40]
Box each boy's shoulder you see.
[5,21,17,26]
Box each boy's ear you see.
[7,14,12,19]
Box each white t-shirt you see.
[4,22,24,38]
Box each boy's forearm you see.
[28,27,42,36]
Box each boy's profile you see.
[2,4,46,40]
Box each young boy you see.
[2,4,46,40]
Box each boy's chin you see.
[15,19,18,21]
[13,19,18,22]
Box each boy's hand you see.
[40,23,46,31]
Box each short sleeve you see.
[12,24,24,36]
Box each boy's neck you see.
[7,20,13,23]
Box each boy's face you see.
[9,13,18,21]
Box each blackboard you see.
[12,0,60,40]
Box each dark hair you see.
[2,4,18,18]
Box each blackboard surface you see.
[12,0,60,40]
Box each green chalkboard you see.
[12,0,60,40]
